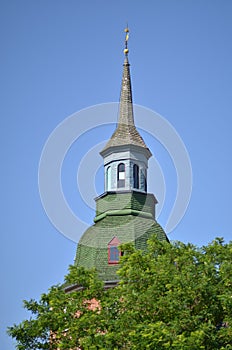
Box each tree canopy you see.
[8,236,232,349]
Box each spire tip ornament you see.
[124,26,129,56]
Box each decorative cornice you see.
[94,208,154,223]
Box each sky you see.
[1,1,232,348]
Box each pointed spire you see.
[118,26,134,127]
[100,27,151,158]
[118,51,134,127]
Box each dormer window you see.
[108,237,121,264]
[117,163,125,188]
[133,164,139,189]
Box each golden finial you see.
[124,26,129,55]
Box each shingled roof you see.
[100,56,152,157]
[75,191,168,281]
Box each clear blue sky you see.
[1,1,232,348]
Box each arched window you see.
[117,163,125,188]
[108,237,121,264]
[133,164,139,189]
[106,166,111,191]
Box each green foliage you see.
[8,236,232,349]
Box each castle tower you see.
[74,29,168,282]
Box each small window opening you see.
[108,237,121,264]
[143,169,147,192]
[133,164,139,189]
[106,166,111,191]
[117,163,125,188]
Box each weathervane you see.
[124,26,129,56]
